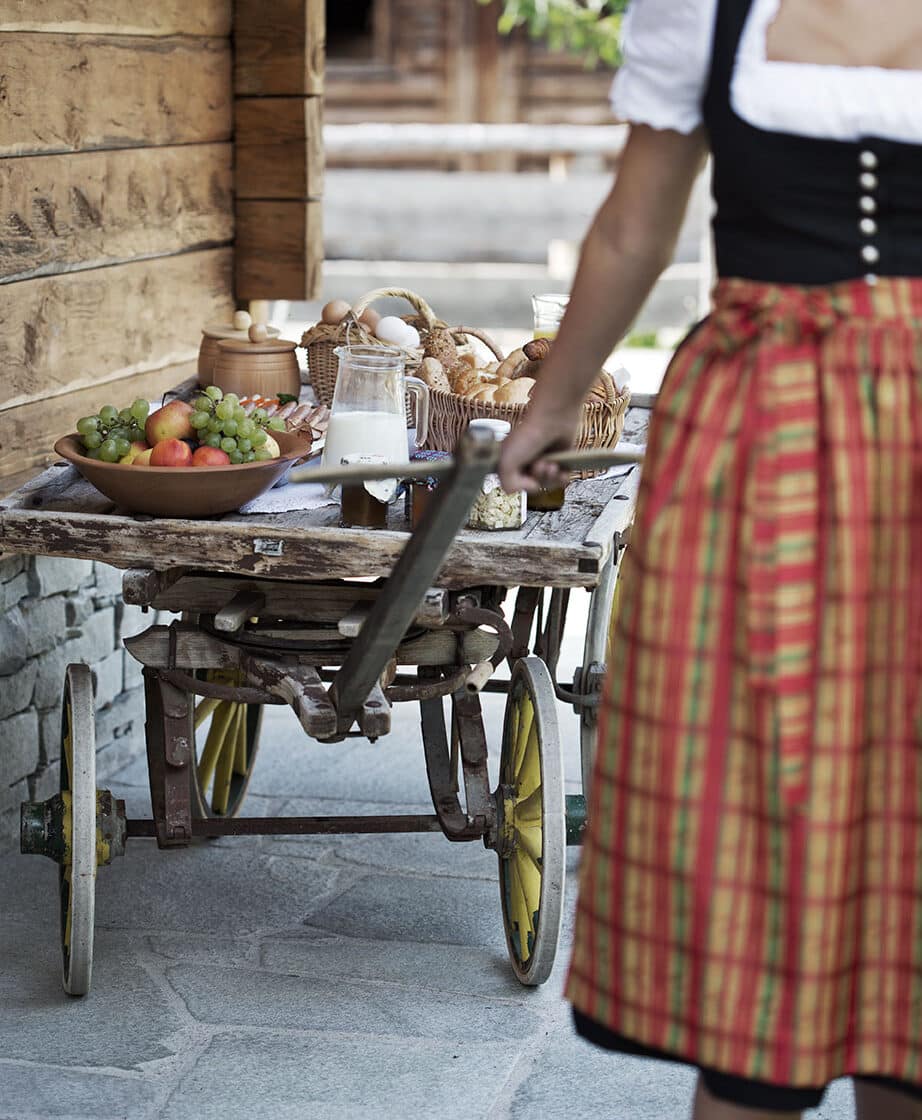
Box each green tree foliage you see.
[479,0,628,68]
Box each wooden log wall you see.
[234,0,325,302]
[0,1,236,488]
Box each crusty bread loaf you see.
[419,356,452,393]
[494,377,535,405]
[471,385,497,403]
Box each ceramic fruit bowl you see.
[54,430,313,518]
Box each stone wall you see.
[0,555,151,848]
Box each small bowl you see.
[54,430,313,518]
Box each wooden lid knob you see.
[248,323,270,343]
[233,310,252,331]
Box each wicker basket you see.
[301,287,472,408]
[426,364,631,479]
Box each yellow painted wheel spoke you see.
[211,703,240,815]
[515,847,542,917]
[514,785,543,825]
[516,724,541,801]
[233,704,248,776]
[512,695,534,778]
[196,701,236,794]
[508,859,534,963]
[193,696,221,731]
[504,702,521,785]
[516,821,543,866]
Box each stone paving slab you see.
[92,841,361,938]
[0,927,182,1070]
[306,870,509,952]
[165,961,542,1042]
[164,1032,525,1120]
[0,1062,160,1120]
[258,931,525,1000]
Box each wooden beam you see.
[235,201,322,301]
[234,0,324,96]
[0,34,231,157]
[0,248,233,411]
[0,362,199,480]
[234,98,323,201]
[0,144,233,283]
[0,1,232,36]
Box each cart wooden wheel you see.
[496,656,566,986]
[190,670,263,818]
[578,545,623,797]
[59,663,98,997]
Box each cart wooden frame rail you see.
[10,427,643,995]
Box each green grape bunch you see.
[75,398,150,462]
[188,385,286,463]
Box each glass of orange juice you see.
[531,293,569,339]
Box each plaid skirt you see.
[566,276,922,1089]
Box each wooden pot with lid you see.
[198,310,280,387]
[212,325,301,400]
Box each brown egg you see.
[321,298,352,326]
[359,307,381,332]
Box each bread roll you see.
[495,348,528,381]
[420,356,452,393]
[451,368,484,396]
[494,377,535,406]
[471,385,497,403]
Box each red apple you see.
[149,438,193,467]
[145,400,194,445]
[132,448,154,466]
[118,440,150,465]
[191,445,231,467]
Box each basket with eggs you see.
[300,287,482,408]
[418,334,631,476]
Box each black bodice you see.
[703,0,922,285]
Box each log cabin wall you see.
[324,0,614,170]
[0,2,238,489]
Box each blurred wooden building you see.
[324,0,616,169]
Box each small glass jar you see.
[340,454,389,529]
[527,484,568,513]
[531,292,569,340]
[466,420,526,531]
[407,451,450,529]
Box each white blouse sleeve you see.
[610,0,718,134]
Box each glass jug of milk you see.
[323,346,429,488]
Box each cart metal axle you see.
[124,813,447,838]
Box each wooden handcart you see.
[6,427,641,997]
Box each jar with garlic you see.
[465,420,526,532]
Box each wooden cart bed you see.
[0,458,641,589]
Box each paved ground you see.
[1,597,856,1120]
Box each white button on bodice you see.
[861,245,881,265]
[860,218,878,236]
[860,196,878,214]
[860,172,879,191]
[860,150,879,170]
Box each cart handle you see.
[288,445,644,488]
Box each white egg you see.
[401,323,421,348]
[375,316,416,347]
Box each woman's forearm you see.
[527,124,708,421]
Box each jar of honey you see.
[339,454,391,529]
